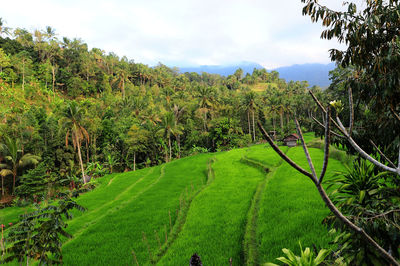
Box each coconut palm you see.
[114,60,131,99]
[157,112,182,162]
[173,104,185,158]
[241,91,258,141]
[0,136,40,196]
[0,18,10,37]
[195,86,215,132]
[59,102,89,183]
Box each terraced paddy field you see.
[1,135,347,265]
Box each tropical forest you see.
[0,0,400,265]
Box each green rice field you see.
[1,134,347,265]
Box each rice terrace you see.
[1,134,347,265]
[1,0,400,265]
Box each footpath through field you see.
[0,136,348,266]
[157,148,269,265]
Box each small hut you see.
[282,133,300,147]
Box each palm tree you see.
[0,136,40,196]
[157,112,182,162]
[173,104,185,158]
[242,91,258,141]
[127,124,149,171]
[114,60,131,99]
[0,18,10,37]
[196,86,215,132]
[60,102,89,183]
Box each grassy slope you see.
[256,147,346,264]
[158,148,267,265]
[0,133,347,265]
[62,153,211,265]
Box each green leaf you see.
[359,190,366,202]
[314,249,329,265]
[282,248,297,262]
[276,257,293,265]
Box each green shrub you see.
[265,242,329,266]
[325,159,400,264]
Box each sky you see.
[0,0,360,69]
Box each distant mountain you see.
[272,63,336,88]
[178,61,264,77]
[176,61,336,88]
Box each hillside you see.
[273,63,335,87]
[1,137,347,265]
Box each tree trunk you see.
[177,135,181,158]
[252,109,256,142]
[248,109,251,137]
[22,60,25,91]
[76,139,86,184]
[52,65,56,95]
[168,135,172,162]
[273,117,276,141]
[280,111,284,131]
[1,176,4,197]
[133,152,136,171]
[12,167,17,195]
[203,111,207,132]
[86,140,89,164]
[92,135,97,162]
[121,79,125,99]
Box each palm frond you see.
[18,154,41,168]
[0,163,10,169]
[0,168,12,177]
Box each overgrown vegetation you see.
[0,0,399,264]
[0,19,321,203]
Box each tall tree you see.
[173,104,185,158]
[12,51,33,91]
[127,124,149,171]
[158,112,182,162]
[59,102,89,183]
[242,91,258,141]
[114,58,131,99]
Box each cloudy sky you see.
[1,0,356,69]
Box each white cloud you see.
[0,0,353,68]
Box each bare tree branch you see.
[369,139,396,168]
[319,107,331,185]
[257,121,313,179]
[311,115,344,138]
[348,87,354,136]
[390,106,400,123]
[309,90,346,135]
[258,117,400,266]
[294,117,318,182]
[398,145,400,170]
[314,183,399,266]
[300,91,400,265]
[365,209,400,221]
[336,117,400,175]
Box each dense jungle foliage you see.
[0,21,324,199]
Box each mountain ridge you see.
[175,62,335,87]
